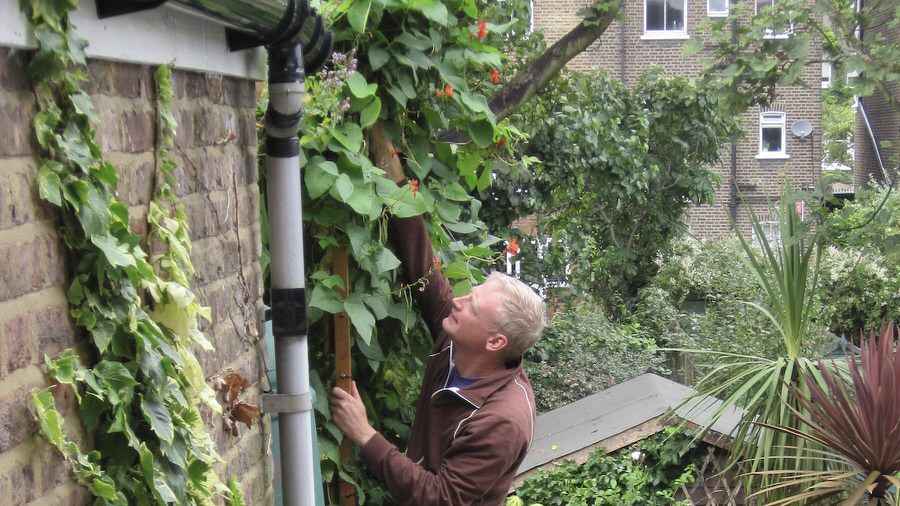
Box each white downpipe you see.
[267,76,316,506]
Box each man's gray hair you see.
[486,272,547,360]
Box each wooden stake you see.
[332,246,356,506]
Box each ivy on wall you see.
[23,1,242,504]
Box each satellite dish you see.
[791,120,813,138]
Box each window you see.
[756,0,793,38]
[758,112,787,158]
[821,61,832,88]
[644,0,687,38]
[753,220,781,247]
[708,0,729,17]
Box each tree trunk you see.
[490,4,620,121]
[438,2,620,142]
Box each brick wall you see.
[533,0,823,239]
[854,4,899,185]
[0,47,272,505]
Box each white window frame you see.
[708,0,729,17]
[753,220,781,247]
[756,0,793,39]
[643,0,690,39]
[757,111,789,159]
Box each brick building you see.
[532,0,824,239]
[0,2,272,504]
[854,3,898,185]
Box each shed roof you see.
[517,373,744,477]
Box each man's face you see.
[441,280,505,352]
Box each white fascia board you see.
[0,0,266,80]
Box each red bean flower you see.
[506,238,520,257]
[409,178,420,197]
[490,68,501,85]
[477,20,488,41]
[443,83,454,98]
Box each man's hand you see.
[330,381,377,446]
[370,122,406,184]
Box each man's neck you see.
[452,347,505,379]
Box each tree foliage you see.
[491,70,738,315]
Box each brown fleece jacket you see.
[359,216,536,506]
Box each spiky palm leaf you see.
[748,325,900,505]
[673,185,829,499]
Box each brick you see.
[0,48,31,92]
[4,314,33,374]
[0,161,56,231]
[206,74,225,104]
[0,92,36,157]
[174,106,196,148]
[0,387,37,453]
[84,60,115,96]
[34,304,77,360]
[114,157,156,206]
[0,456,36,505]
[112,64,151,100]
[122,109,155,153]
[241,147,260,185]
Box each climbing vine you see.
[24,1,240,504]
[284,0,537,501]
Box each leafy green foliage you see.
[24,2,230,502]
[696,0,900,117]
[511,428,703,506]
[489,69,738,316]
[675,188,834,500]
[278,0,537,500]
[822,81,854,168]
[524,304,665,412]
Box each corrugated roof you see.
[517,373,744,476]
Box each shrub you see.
[524,304,666,412]
[819,245,900,338]
[510,427,702,506]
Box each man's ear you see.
[485,333,508,353]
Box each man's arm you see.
[360,415,526,506]
[371,123,453,340]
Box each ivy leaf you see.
[72,181,109,238]
[331,124,363,153]
[90,320,115,354]
[334,173,355,202]
[305,164,337,199]
[61,122,94,172]
[32,389,64,447]
[453,279,473,296]
[368,46,390,71]
[37,162,63,206]
[310,284,344,314]
[91,233,135,267]
[141,395,175,444]
[373,247,401,273]
[360,97,382,128]
[477,162,493,192]
[442,182,471,202]
[409,0,449,26]
[344,295,376,345]
[445,221,479,234]
[70,91,97,122]
[457,150,482,190]
[95,360,138,406]
[348,0,373,33]
[467,119,494,148]
[347,72,377,98]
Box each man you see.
[330,125,547,505]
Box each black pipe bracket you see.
[271,287,308,337]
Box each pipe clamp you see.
[261,392,313,414]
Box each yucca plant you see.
[673,185,830,499]
[748,324,900,505]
